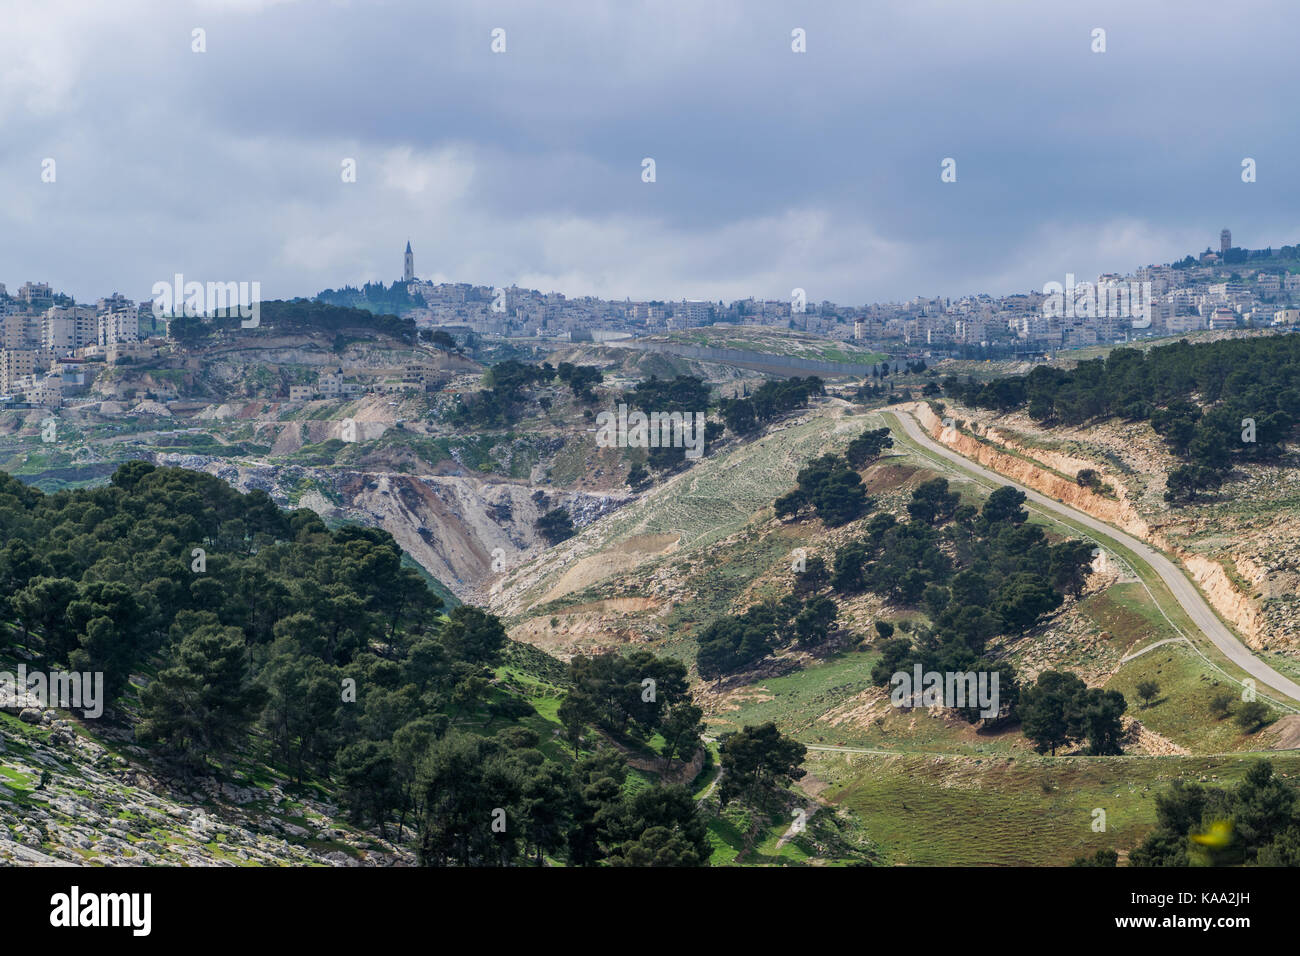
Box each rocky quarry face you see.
[159,455,633,600]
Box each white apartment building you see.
[97,310,140,346]
[96,293,134,314]
[1137,266,1176,294]
[0,348,56,394]
[676,300,715,324]
[1210,307,1239,329]
[953,318,987,345]
[41,306,97,351]
[1143,296,1172,331]
[105,341,157,364]
[17,282,52,304]
[1166,312,1205,334]
[318,368,344,396]
[1016,314,1053,340]
[18,374,63,408]
[1,313,40,349]
[1207,282,1246,299]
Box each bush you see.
[1235,701,1272,733]
[1136,679,1160,708]
[1209,689,1235,720]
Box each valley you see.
[3,312,1299,867]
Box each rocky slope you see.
[0,698,408,867]
[154,453,632,599]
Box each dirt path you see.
[775,805,819,849]
[1119,636,1191,664]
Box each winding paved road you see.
[884,407,1300,706]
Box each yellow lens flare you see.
[1189,820,1234,848]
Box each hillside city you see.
[335,229,1300,348]
[6,228,1299,413]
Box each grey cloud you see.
[2,0,1297,304]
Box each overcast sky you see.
[3,0,1296,306]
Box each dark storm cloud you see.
[1,0,1296,304]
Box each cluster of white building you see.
[394,238,1300,356]
[844,254,1300,352]
[0,284,152,406]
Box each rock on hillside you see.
[0,715,409,867]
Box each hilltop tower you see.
[404,240,414,282]
[1221,229,1232,255]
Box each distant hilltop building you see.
[1221,229,1232,254]
[404,241,414,283]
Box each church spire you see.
[403,240,414,282]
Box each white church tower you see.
[404,240,414,282]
